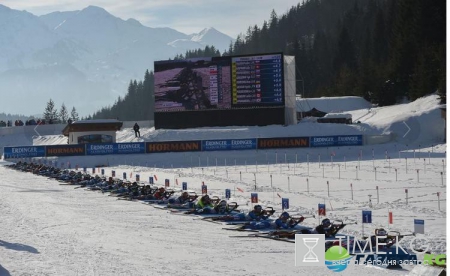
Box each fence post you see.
[350,183,353,200]
[376,186,379,204]
[437,192,441,211]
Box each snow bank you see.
[296,96,373,113]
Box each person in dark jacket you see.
[133,123,140,137]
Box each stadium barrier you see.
[3,135,363,158]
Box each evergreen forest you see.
[92,0,445,121]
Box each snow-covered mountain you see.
[0,5,234,116]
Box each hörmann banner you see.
[3,146,46,158]
[202,139,257,151]
[46,145,86,157]
[146,141,201,153]
[257,137,309,149]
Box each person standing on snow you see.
[133,123,140,137]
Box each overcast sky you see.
[2,0,301,37]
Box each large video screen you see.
[154,57,231,112]
[154,53,284,112]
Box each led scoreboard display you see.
[154,52,284,113]
[231,54,284,106]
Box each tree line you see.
[222,0,445,105]
[1,100,80,124]
[42,99,79,123]
[91,0,445,121]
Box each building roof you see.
[323,113,352,119]
[62,119,123,136]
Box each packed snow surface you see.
[0,94,446,275]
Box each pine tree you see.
[59,103,69,123]
[333,26,357,72]
[43,99,58,122]
[71,107,79,121]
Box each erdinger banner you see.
[310,135,363,147]
[46,145,86,157]
[146,141,201,153]
[257,137,309,149]
[310,136,337,147]
[202,139,257,151]
[86,143,146,155]
[116,142,145,154]
[86,143,115,155]
[336,135,362,146]
[3,146,46,158]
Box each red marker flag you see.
[154,175,158,181]
[237,187,244,193]
[388,211,393,224]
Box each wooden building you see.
[62,119,123,144]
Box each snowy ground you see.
[0,94,447,275]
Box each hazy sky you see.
[2,0,301,37]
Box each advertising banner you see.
[146,141,201,153]
[46,145,86,157]
[86,143,146,155]
[202,139,257,151]
[257,137,309,149]
[310,135,363,147]
[3,146,46,158]
[116,142,146,154]
[336,135,363,146]
[86,144,115,155]
[310,136,337,147]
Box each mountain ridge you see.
[0,4,234,116]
